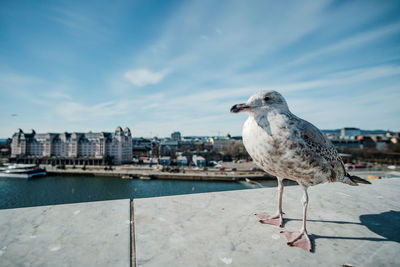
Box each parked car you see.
[344,163,355,170]
[345,163,366,170]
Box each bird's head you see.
[230,90,289,115]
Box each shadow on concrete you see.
[286,210,400,246]
[360,210,400,243]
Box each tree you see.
[223,140,251,160]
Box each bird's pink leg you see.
[281,187,312,252]
[256,177,284,227]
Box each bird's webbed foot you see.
[255,212,284,227]
[280,230,312,252]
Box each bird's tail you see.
[345,173,371,185]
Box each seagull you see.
[230,90,370,252]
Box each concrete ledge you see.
[134,179,400,266]
[0,199,131,267]
[1,179,399,266]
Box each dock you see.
[1,178,399,266]
[46,167,272,181]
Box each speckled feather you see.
[240,90,357,187]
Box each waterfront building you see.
[357,136,377,150]
[340,127,361,139]
[177,155,188,166]
[329,138,362,152]
[10,127,132,165]
[375,140,389,151]
[0,148,9,157]
[370,136,390,151]
[192,155,206,167]
[132,137,153,158]
[159,139,179,157]
[171,131,182,141]
[209,137,231,151]
[159,156,171,166]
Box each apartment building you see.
[10,127,132,165]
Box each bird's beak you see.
[230,103,251,113]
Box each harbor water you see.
[3,172,391,210]
[0,175,284,210]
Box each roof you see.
[192,155,205,161]
[160,140,178,146]
[12,129,117,142]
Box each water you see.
[0,175,281,210]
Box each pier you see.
[1,178,399,266]
[45,164,273,181]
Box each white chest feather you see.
[242,113,289,154]
[242,115,283,167]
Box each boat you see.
[0,163,46,178]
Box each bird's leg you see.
[256,177,284,227]
[280,186,312,252]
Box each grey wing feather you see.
[293,116,341,163]
[288,114,367,185]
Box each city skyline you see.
[1,0,400,138]
[2,126,397,140]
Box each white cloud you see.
[45,91,71,100]
[124,69,168,87]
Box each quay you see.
[45,165,273,181]
[1,178,399,266]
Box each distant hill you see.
[321,129,390,135]
[360,129,389,135]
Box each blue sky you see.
[1,0,399,138]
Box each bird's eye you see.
[264,96,271,101]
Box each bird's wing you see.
[293,116,363,185]
[292,116,341,163]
